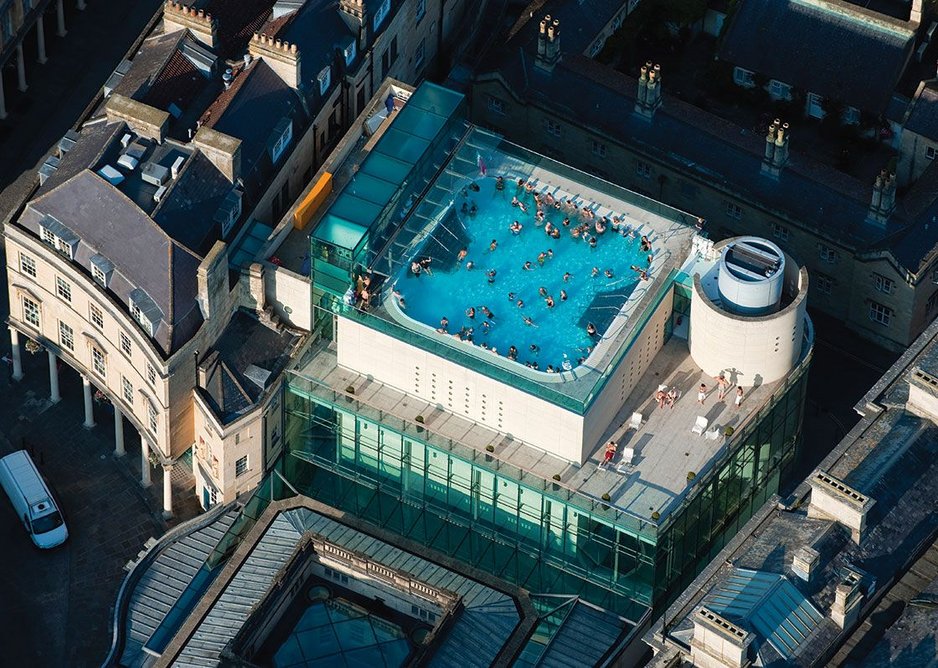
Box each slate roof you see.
[119,507,238,666]
[719,0,916,114]
[143,46,210,114]
[171,507,523,667]
[152,151,232,255]
[644,317,938,667]
[199,310,298,423]
[112,30,187,101]
[24,169,205,355]
[905,81,938,141]
[202,59,302,181]
[503,0,630,56]
[203,0,274,58]
[476,16,938,273]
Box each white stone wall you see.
[908,382,938,421]
[193,391,269,504]
[266,265,312,331]
[581,291,673,459]
[336,316,586,461]
[5,230,170,453]
[689,251,808,386]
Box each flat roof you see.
[290,329,788,528]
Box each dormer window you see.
[269,118,294,164]
[372,0,390,31]
[318,66,332,97]
[128,288,162,338]
[343,40,357,67]
[90,254,114,288]
[38,215,79,260]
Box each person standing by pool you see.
[734,386,744,409]
[667,387,678,408]
[602,440,618,467]
[697,383,707,405]
[439,317,449,333]
[714,373,731,401]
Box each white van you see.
[0,450,68,549]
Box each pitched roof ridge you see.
[199,58,258,128]
[220,360,253,404]
[507,0,549,41]
[146,28,190,87]
[792,0,916,36]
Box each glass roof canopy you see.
[312,83,465,255]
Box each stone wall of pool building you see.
[336,284,673,463]
[688,238,809,386]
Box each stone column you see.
[82,375,95,428]
[47,350,60,403]
[16,44,27,92]
[162,464,173,518]
[10,329,23,381]
[113,405,125,456]
[140,437,152,487]
[37,15,47,64]
[56,0,67,37]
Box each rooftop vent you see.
[222,67,233,90]
[171,155,186,179]
[153,184,168,204]
[117,153,139,171]
[141,162,170,187]
[97,165,125,186]
[121,133,133,148]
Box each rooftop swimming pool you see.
[388,177,653,373]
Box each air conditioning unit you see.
[153,185,168,204]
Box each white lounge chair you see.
[691,416,708,436]
[629,412,643,430]
[616,447,635,473]
[705,427,721,441]
[657,384,668,393]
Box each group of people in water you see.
[400,173,657,371]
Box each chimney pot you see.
[291,43,298,54]
[539,18,546,33]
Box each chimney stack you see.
[537,17,547,60]
[830,571,863,629]
[163,1,217,48]
[534,16,561,73]
[761,119,789,178]
[808,470,876,544]
[690,607,754,668]
[635,61,662,119]
[868,169,897,225]
[911,0,923,24]
[791,545,820,582]
[249,32,302,88]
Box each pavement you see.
[0,0,165,224]
[0,3,195,664]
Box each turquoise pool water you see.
[391,177,650,372]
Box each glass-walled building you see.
[280,81,814,621]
